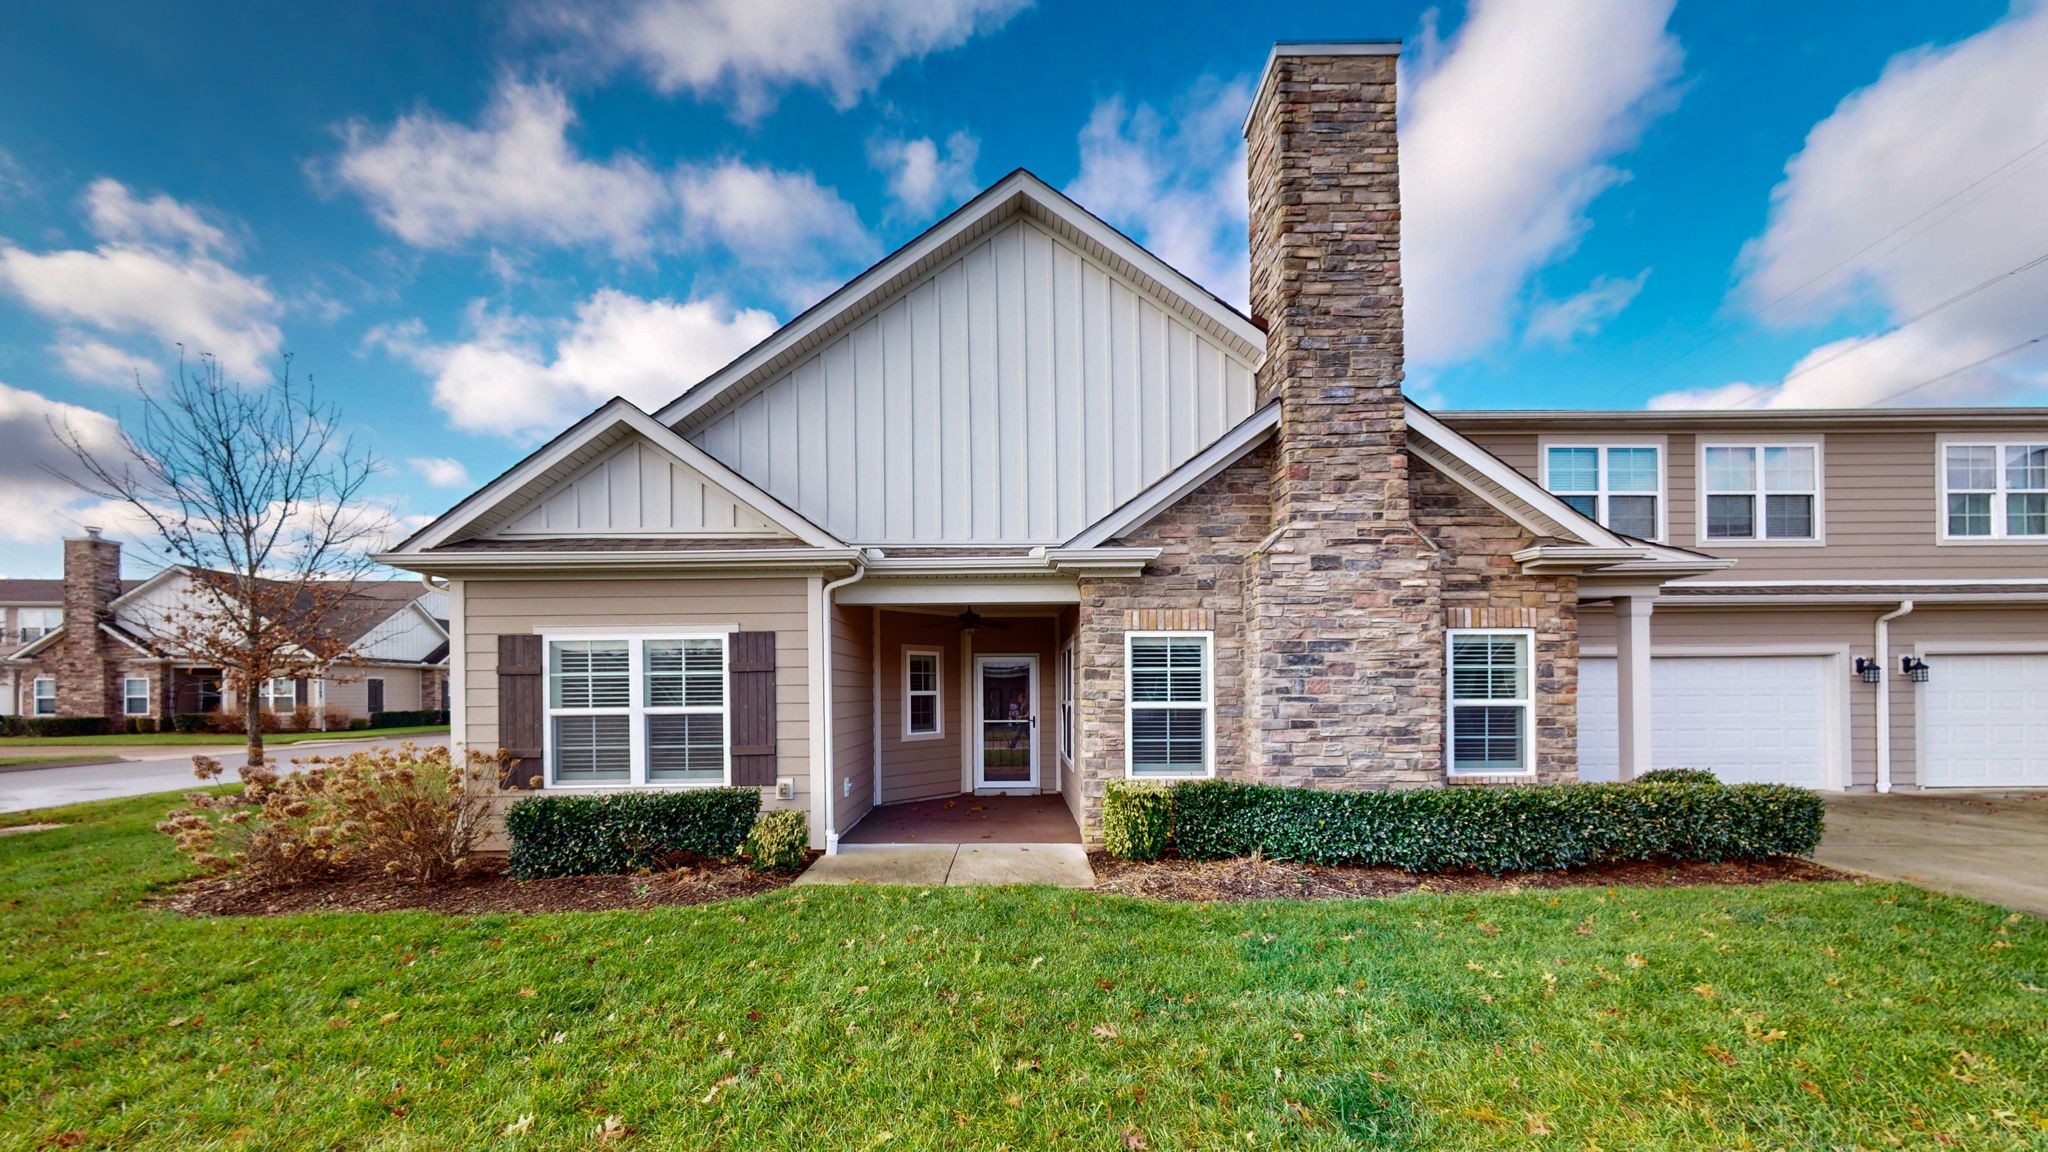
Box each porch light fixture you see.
[1901,656,1932,684]
[1853,657,1883,684]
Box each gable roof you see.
[384,398,843,555]
[655,169,1266,433]
[0,578,143,605]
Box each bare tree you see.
[54,354,390,766]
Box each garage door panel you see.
[1580,655,1831,788]
[1923,652,2048,788]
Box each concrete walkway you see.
[795,843,1096,888]
[1818,791,2048,917]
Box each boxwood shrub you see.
[744,809,810,874]
[1123,779,1823,874]
[1,715,111,738]
[505,788,763,878]
[1636,768,1722,785]
[368,709,450,729]
[1102,781,1173,861]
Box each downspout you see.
[1874,600,1913,794]
[819,559,869,854]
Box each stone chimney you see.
[55,527,124,720]
[1242,43,1443,788]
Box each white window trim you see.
[32,676,56,716]
[1058,638,1077,766]
[540,632,732,790]
[1123,629,1216,780]
[1539,437,1667,542]
[1936,435,2048,543]
[17,608,61,643]
[1446,627,1536,778]
[901,645,944,741]
[1695,438,1826,547]
[123,676,150,716]
[261,677,297,712]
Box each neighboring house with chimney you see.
[380,42,2048,851]
[2,531,450,727]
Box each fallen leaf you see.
[1693,984,1715,1000]
[1122,1127,1149,1149]
[1705,1045,1737,1066]
[1800,1080,1826,1100]
[1625,953,1647,969]
[1092,1024,1119,1039]
[503,1114,534,1136]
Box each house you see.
[2,530,450,727]
[381,42,2046,852]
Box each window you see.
[1058,641,1077,763]
[261,677,296,712]
[17,608,61,643]
[1448,630,1533,775]
[123,676,149,716]
[1702,443,1819,542]
[1125,632,1213,778]
[545,634,728,786]
[32,677,55,716]
[1943,442,2048,539]
[366,677,385,714]
[1544,445,1662,539]
[902,647,942,739]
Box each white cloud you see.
[1067,77,1252,307]
[376,289,778,439]
[407,456,472,488]
[52,335,163,386]
[334,79,670,255]
[0,379,150,544]
[870,131,979,219]
[1525,270,1649,347]
[1401,0,1682,368]
[675,161,878,305]
[0,181,282,381]
[1655,4,2048,409]
[545,0,1029,120]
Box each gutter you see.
[1873,600,1913,794]
[817,558,870,854]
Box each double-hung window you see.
[1702,443,1819,542]
[32,677,55,715]
[123,676,150,716]
[17,608,60,643]
[546,635,728,786]
[1447,630,1533,775]
[261,676,296,712]
[1943,442,2048,539]
[1125,631,1212,778]
[1544,445,1662,539]
[902,647,942,739]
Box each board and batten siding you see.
[460,577,812,815]
[688,218,1259,545]
[498,438,788,538]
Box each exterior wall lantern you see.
[1901,656,1932,683]
[1853,657,1883,684]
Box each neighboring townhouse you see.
[3,529,450,727]
[1445,409,2048,793]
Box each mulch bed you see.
[1087,852,1851,902]
[163,856,815,917]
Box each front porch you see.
[840,793,1080,845]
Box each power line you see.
[1853,330,2048,409]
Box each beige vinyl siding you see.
[323,665,425,718]
[831,603,874,835]
[1057,605,1082,825]
[460,576,811,816]
[876,611,964,803]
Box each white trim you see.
[532,623,740,636]
[901,645,944,741]
[538,632,733,790]
[1681,577,2048,587]
[1405,405,1632,549]
[871,606,883,810]
[1695,438,1825,547]
[1065,403,1280,548]
[384,547,862,575]
[1911,638,2048,791]
[122,675,150,716]
[839,579,1080,606]
[972,652,1040,791]
[1538,437,1667,543]
[1446,628,1538,777]
[1122,630,1216,780]
[807,574,828,848]
[1934,434,2048,543]
[31,675,55,716]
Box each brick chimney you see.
[1242,43,1443,788]
[54,527,124,720]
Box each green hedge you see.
[1636,768,1721,785]
[367,709,450,729]
[2,715,111,738]
[505,788,763,878]
[170,713,209,734]
[1107,779,1824,874]
[1102,782,1173,861]
[744,809,810,874]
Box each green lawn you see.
[0,754,111,768]
[0,724,449,748]
[2,795,2043,1150]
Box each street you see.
[0,737,445,815]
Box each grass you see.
[0,754,112,768]
[0,724,449,748]
[1,796,2044,1151]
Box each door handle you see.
[1030,715,1038,729]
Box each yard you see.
[0,724,450,748]
[1,793,2043,1150]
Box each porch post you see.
[1613,594,1655,782]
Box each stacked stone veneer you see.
[51,533,125,720]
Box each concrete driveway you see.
[1818,791,2048,917]
[0,736,443,815]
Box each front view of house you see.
[382,42,2048,849]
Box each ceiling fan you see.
[920,607,1009,632]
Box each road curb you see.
[0,757,126,775]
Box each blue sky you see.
[1,0,2043,576]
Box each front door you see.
[974,655,1038,791]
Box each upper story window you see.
[1944,442,2048,540]
[17,608,61,642]
[1701,443,1820,542]
[902,647,942,739]
[545,635,728,786]
[1543,445,1661,539]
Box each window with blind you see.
[903,647,942,738]
[1125,631,1213,778]
[1701,443,1820,542]
[1448,630,1533,775]
[546,634,728,786]
[1943,442,2048,539]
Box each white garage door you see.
[1920,652,2048,788]
[1581,655,1834,787]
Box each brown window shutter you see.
[497,634,544,790]
[728,631,778,787]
